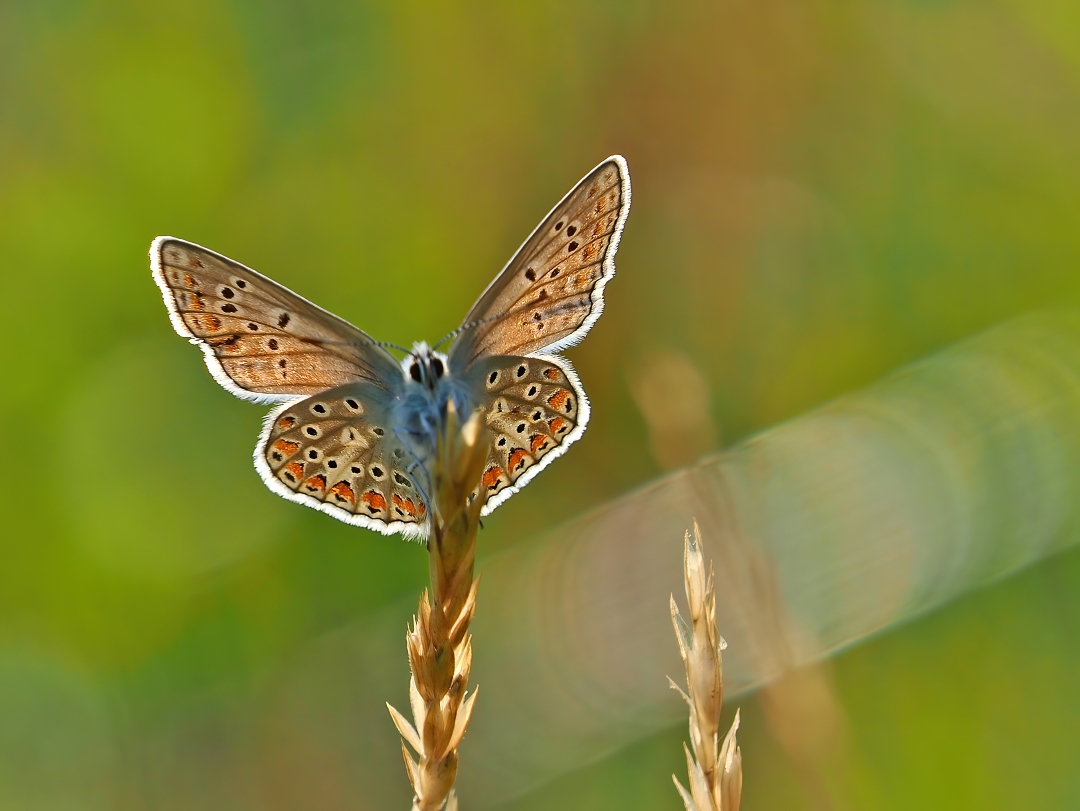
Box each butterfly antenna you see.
[433,312,506,350]
[301,336,410,354]
[431,328,459,351]
[438,295,560,351]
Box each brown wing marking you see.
[152,237,400,400]
[467,356,588,514]
[451,157,630,364]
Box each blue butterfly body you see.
[392,345,471,464]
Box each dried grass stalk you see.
[387,402,489,811]
[670,520,743,811]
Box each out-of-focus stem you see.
[670,520,743,811]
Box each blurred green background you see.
[2,1,1080,808]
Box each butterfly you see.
[151,156,630,539]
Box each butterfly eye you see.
[431,357,444,378]
[409,362,422,382]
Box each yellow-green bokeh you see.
[2,1,1080,808]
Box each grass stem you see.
[388,402,489,811]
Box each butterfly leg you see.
[394,426,433,502]
[406,462,433,514]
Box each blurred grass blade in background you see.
[452,309,1080,802]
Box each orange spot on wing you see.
[544,368,560,380]
[277,415,296,430]
[392,494,419,518]
[187,292,204,311]
[594,197,607,214]
[183,272,197,288]
[273,439,299,456]
[508,448,528,471]
[482,466,504,490]
[547,390,569,411]
[592,221,605,237]
[304,474,326,493]
[330,481,356,504]
[530,435,549,454]
[201,314,222,332]
[361,491,387,512]
[284,461,304,482]
[549,417,568,435]
[582,242,598,261]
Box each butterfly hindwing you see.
[465,355,589,514]
[152,237,402,402]
[255,382,429,537]
[449,156,631,366]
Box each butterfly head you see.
[403,342,450,392]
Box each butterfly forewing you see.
[464,355,589,514]
[450,157,630,366]
[256,383,429,537]
[152,237,402,401]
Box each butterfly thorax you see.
[394,343,473,457]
